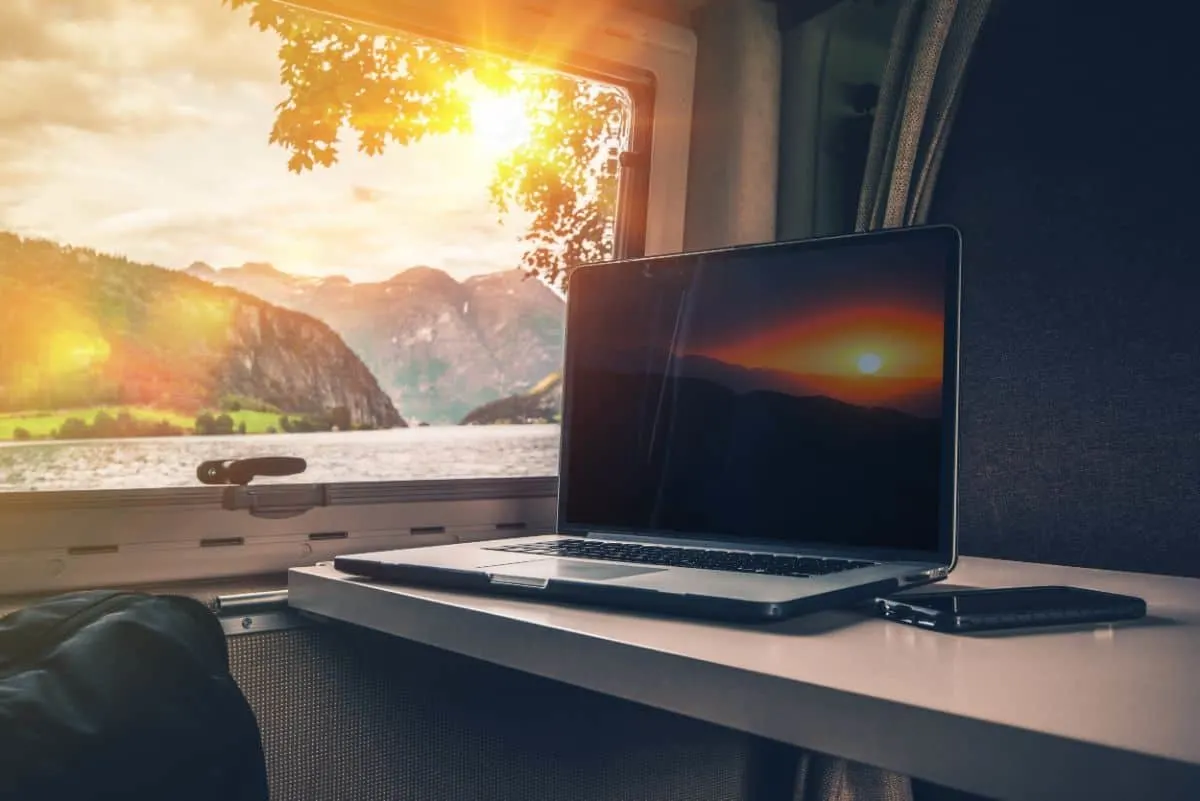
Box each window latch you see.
[197,457,307,486]
[196,457,325,519]
[618,150,648,169]
[220,483,331,519]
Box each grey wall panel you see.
[683,0,781,251]
[228,622,759,801]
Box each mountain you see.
[189,262,565,424]
[590,349,941,419]
[0,234,404,428]
[460,372,562,425]
[564,366,941,549]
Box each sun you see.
[467,88,532,155]
[857,352,883,375]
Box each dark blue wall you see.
[930,0,1200,576]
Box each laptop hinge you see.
[900,566,951,587]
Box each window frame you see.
[0,0,696,595]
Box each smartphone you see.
[875,586,1147,632]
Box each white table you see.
[289,556,1200,801]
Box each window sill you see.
[0,477,559,596]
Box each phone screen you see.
[904,587,1122,615]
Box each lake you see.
[0,425,561,492]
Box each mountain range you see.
[564,366,942,547]
[0,233,403,428]
[586,347,941,419]
[185,261,565,424]
[460,372,562,425]
[670,353,942,418]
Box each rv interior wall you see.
[684,0,782,250]
[775,0,899,240]
[227,622,763,801]
[9,5,1160,801]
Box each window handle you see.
[196,457,307,486]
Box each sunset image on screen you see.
[688,304,943,415]
[562,234,954,550]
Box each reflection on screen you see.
[561,229,957,553]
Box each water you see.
[0,425,561,492]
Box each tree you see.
[91,411,118,438]
[153,420,184,437]
[225,0,630,287]
[329,405,351,432]
[57,418,89,440]
[115,410,136,437]
[195,412,217,436]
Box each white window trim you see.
[0,0,696,595]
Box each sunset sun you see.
[857,352,883,375]
[691,305,945,413]
[467,87,533,155]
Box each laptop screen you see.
[558,226,961,558]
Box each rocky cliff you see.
[187,261,565,424]
[0,234,404,428]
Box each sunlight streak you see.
[459,78,534,156]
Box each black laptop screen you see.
[558,226,960,556]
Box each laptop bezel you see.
[554,225,963,570]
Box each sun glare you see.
[467,87,533,155]
[857,352,883,375]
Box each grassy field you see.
[0,407,285,440]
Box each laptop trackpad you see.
[489,558,665,582]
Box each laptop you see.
[335,225,963,622]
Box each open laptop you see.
[335,225,963,622]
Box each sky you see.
[569,236,950,415]
[0,0,560,283]
[680,240,947,413]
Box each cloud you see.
[0,0,278,143]
[0,61,214,142]
[352,185,385,204]
[0,0,284,201]
[0,4,64,62]
[26,162,535,282]
[0,0,549,283]
[0,0,279,84]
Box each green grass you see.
[221,409,281,434]
[0,406,290,440]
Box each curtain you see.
[857,0,993,231]
[792,1,992,799]
[793,752,914,801]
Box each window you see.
[2,0,633,492]
[0,0,695,593]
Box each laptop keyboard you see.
[487,539,876,578]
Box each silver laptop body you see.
[335,226,963,621]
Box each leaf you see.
[231,0,630,288]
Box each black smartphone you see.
[875,586,1147,633]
